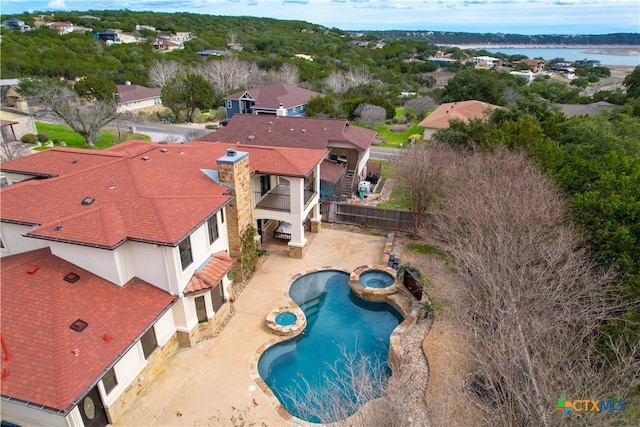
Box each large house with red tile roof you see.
[201,115,376,199]
[224,83,321,119]
[0,139,326,426]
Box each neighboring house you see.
[200,115,376,199]
[152,37,182,51]
[2,18,30,31]
[549,62,576,74]
[47,21,74,34]
[513,58,546,73]
[93,29,120,43]
[0,108,37,142]
[556,101,621,118]
[427,57,458,67]
[0,139,326,426]
[471,55,501,68]
[509,70,537,84]
[575,59,601,68]
[418,100,502,138]
[224,83,321,119]
[116,82,162,112]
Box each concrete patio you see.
[114,227,389,427]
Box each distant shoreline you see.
[447,45,640,57]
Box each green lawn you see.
[35,122,150,149]
[375,122,423,149]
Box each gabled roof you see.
[418,100,502,129]
[184,252,234,294]
[225,83,321,110]
[117,84,161,103]
[1,140,326,248]
[199,115,375,151]
[0,248,176,414]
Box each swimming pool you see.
[258,270,403,423]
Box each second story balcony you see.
[254,184,316,212]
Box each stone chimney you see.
[216,148,254,280]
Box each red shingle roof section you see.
[1,141,325,248]
[0,248,176,413]
[418,100,502,129]
[226,83,320,110]
[184,252,234,294]
[199,115,375,151]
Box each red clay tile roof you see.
[418,100,502,129]
[0,248,176,413]
[225,83,321,110]
[199,115,375,151]
[117,84,161,104]
[1,141,325,248]
[184,251,234,294]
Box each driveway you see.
[114,226,388,427]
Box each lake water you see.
[477,47,639,67]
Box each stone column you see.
[216,149,254,281]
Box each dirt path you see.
[400,240,484,427]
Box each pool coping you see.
[248,266,421,425]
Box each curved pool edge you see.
[249,266,421,424]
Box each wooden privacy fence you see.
[320,201,420,231]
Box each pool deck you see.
[114,227,389,427]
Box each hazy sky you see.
[1,0,639,34]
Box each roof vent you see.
[27,266,39,275]
[141,156,150,161]
[227,149,236,157]
[289,128,294,132]
[109,179,115,190]
[81,197,95,205]
[54,223,62,231]
[71,159,78,164]
[70,319,88,332]
[268,121,273,126]
[301,129,306,133]
[247,135,255,141]
[160,148,168,153]
[63,272,80,283]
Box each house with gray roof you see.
[224,83,321,119]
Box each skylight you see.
[70,319,88,332]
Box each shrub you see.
[21,134,38,144]
[36,133,49,143]
[390,124,409,133]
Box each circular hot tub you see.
[274,311,297,326]
[266,306,306,336]
[359,269,395,289]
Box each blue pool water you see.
[359,269,395,288]
[274,311,297,326]
[258,270,403,423]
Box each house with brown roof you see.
[116,81,162,112]
[200,115,376,199]
[0,139,326,426]
[418,100,502,138]
[224,83,321,119]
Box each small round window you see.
[83,396,96,420]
